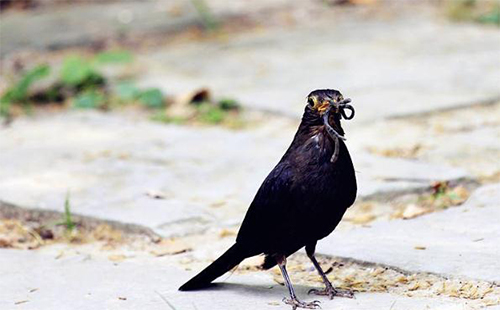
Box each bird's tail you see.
[179,243,250,291]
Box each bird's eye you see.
[307,98,314,107]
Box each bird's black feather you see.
[179,89,357,291]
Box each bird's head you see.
[304,89,355,138]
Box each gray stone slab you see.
[139,12,500,121]
[348,102,500,179]
[0,112,469,237]
[0,0,298,56]
[352,152,469,198]
[0,112,288,237]
[317,183,500,283]
[0,248,483,310]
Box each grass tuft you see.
[62,192,76,233]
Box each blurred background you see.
[1,1,500,309]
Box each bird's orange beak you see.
[317,101,330,114]
[310,96,331,115]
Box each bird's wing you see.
[236,160,298,248]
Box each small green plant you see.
[197,102,226,124]
[137,88,164,108]
[447,0,500,26]
[0,50,242,128]
[195,98,241,124]
[152,97,242,126]
[73,90,106,109]
[1,64,51,118]
[61,192,76,233]
[115,82,141,101]
[60,50,132,88]
[0,99,11,121]
[190,0,219,31]
[218,98,240,111]
[0,50,166,118]
[150,111,186,125]
[447,0,476,21]
[94,50,134,64]
[477,3,500,25]
[418,182,469,210]
[115,82,165,108]
[61,55,100,87]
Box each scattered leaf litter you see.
[254,254,500,307]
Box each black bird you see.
[179,89,357,309]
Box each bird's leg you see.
[276,255,321,310]
[305,245,354,299]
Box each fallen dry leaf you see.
[402,204,428,219]
[269,253,500,306]
[0,219,42,250]
[349,213,376,224]
[169,88,212,118]
[91,225,122,243]
[108,254,127,262]
[367,144,423,159]
[150,239,191,257]
[210,201,227,208]
[219,228,237,238]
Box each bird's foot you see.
[283,297,321,310]
[308,286,354,300]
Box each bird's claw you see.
[283,297,321,310]
[308,286,354,300]
[334,288,355,299]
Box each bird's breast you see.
[295,133,357,205]
[300,130,336,164]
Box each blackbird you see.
[179,89,357,309]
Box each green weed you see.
[190,0,219,31]
[73,90,106,109]
[1,64,51,118]
[447,0,500,26]
[150,111,186,125]
[218,98,241,111]
[0,50,243,128]
[61,192,76,233]
[0,50,165,117]
[196,102,226,124]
